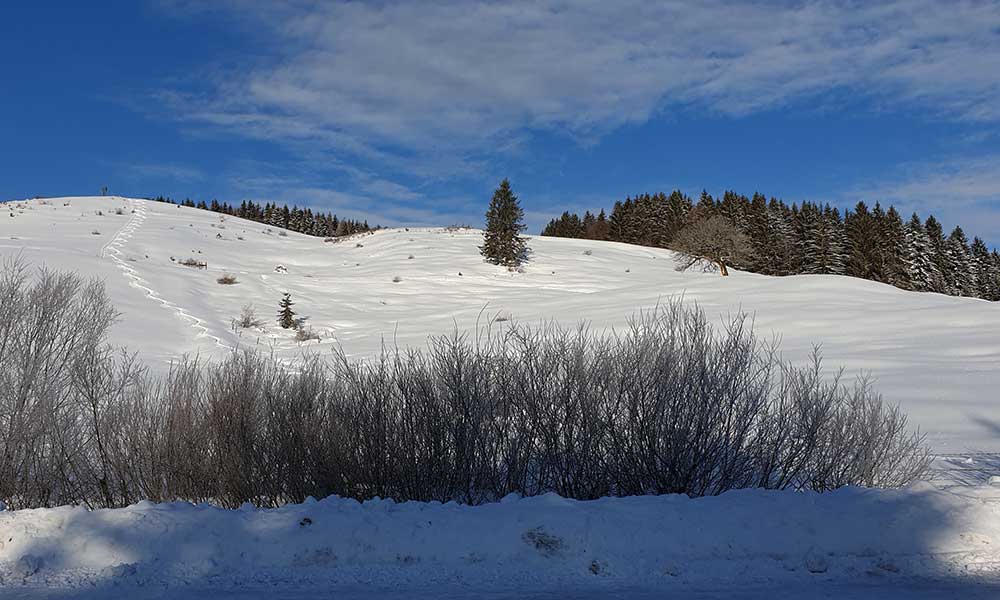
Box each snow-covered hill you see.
[2,195,1000,598]
[3,196,997,456]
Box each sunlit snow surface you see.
[3,196,996,454]
[1,196,998,599]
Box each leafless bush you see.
[295,325,322,342]
[0,257,143,509]
[179,258,207,269]
[0,259,930,510]
[232,304,264,330]
[217,274,238,285]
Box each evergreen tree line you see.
[150,196,374,238]
[542,190,1000,301]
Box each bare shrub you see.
[0,257,138,509]
[179,258,207,269]
[234,304,264,329]
[0,260,930,510]
[217,274,238,285]
[295,325,321,342]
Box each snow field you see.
[2,196,997,454]
[2,195,1000,597]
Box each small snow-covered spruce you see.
[277,293,297,329]
[673,216,753,277]
[480,179,528,267]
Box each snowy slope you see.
[1,484,999,598]
[2,195,1000,599]
[2,196,997,455]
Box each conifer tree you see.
[846,202,880,281]
[904,213,940,292]
[946,226,973,296]
[590,210,610,240]
[880,206,909,288]
[970,237,993,299]
[481,179,528,267]
[277,293,297,329]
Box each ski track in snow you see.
[99,197,234,353]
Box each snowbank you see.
[1,485,998,595]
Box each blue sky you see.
[3,1,1000,244]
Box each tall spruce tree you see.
[880,206,909,288]
[970,237,993,299]
[481,179,528,267]
[924,216,952,294]
[846,202,880,280]
[946,226,973,296]
[904,213,940,292]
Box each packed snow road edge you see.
[1,484,998,592]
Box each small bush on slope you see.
[0,260,929,509]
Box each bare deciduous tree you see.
[673,216,753,276]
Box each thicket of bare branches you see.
[0,260,930,509]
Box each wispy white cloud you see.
[153,0,1000,232]
[848,154,1000,245]
[161,0,1000,154]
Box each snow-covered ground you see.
[3,196,997,454]
[1,484,999,598]
[1,195,999,598]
